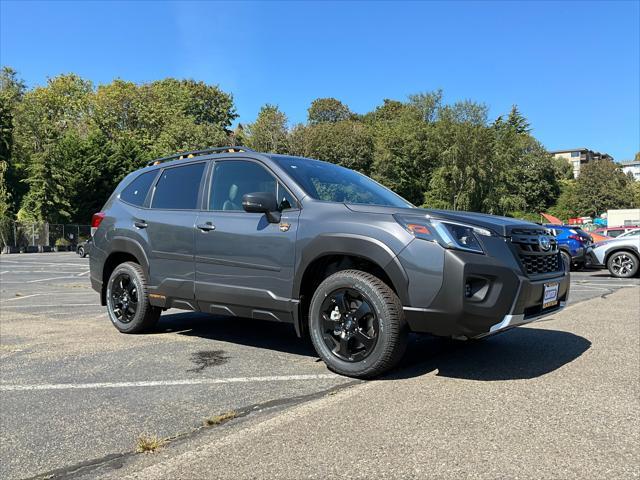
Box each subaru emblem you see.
[539,235,551,252]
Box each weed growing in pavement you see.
[135,434,167,453]
[204,410,237,426]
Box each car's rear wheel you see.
[561,251,572,272]
[78,246,86,258]
[106,262,160,333]
[607,251,639,278]
[308,270,408,379]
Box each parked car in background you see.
[589,236,640,278]
[545,224,593,271]
[76,238,91,258]
[594,225,640,238]
[617,228,640,238]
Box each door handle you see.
[134,220,148,229]
[196,222,216,232]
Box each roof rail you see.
[146,146,256,166]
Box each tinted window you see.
[272,156,413,208]
[209,160,296,211]
[608,229,624,237]
[120,171,157,206]
[151,163,205,210]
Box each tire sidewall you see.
[309,272,404,377]
[561,251,571,272]
[607,252,639,278]
[106,263,149,333]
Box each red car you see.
[594,226,640,238]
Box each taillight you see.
[91,212,105,236]
[568,234,583,242]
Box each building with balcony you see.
[550,148,614,178]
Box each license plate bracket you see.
[543,282,559,309]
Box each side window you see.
[120,170,157,206]
[209,161,296,211]
[151,163,205,210]
[276,182,297,211]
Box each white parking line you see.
[4,304,99,308]
[0,294,41,302]
[27,276,78,283]
[0,374,339,392]
[1,271,88,274]
[76,270,90,276]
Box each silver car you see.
[590,236,640,278]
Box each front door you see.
[194,159,300,322]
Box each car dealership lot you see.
[1,253,639,479]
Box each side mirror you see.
[242,192,281,223]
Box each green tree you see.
[574,160,634,217]
[408,90,443,123]
[0,67,26,216]
[246,104,289,153]
[18,147,71,222]
[297,121,374,173]
[307,98,351,124]
[547,180,578,222]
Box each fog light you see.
[465,283,472,298]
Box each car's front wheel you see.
[106,262,161,333]
[308,270,408,379]
[607,251,639,278]
[78,246,86,258]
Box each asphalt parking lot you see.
[1,252,639,479]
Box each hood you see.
[345,204,543,237]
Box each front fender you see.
[293,233,409,304]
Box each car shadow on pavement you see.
[152,311,317,357]
[389,327,591,381]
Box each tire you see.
[106,261,161,333]
[561,251,572,272]
[607,251,639,278]
[308,269,408,379]
[78,247,86,258]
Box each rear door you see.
[143,162,206,303]
[194,159,300,321]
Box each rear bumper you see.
[402,249,570,338]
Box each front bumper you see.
[586,247,604,267]
[402,248,570,339]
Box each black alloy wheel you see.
[319,288,379,362]
[109,273,139,323]
[308,269,408,378]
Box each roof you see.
[549,148,589,154]
[619,160,640,167]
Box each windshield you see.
[272,156,413,208]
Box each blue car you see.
[545,224,593,271]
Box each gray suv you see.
[89,147,570,378]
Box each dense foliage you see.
[1,67,637,226]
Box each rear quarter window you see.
[120,170,158,206]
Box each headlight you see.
[394,214,492,254]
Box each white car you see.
[618,228,640,238]
[589,237,640,278]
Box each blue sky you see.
[1,0,638,160]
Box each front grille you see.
[508,228,562,276]
[518,252,561,276]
